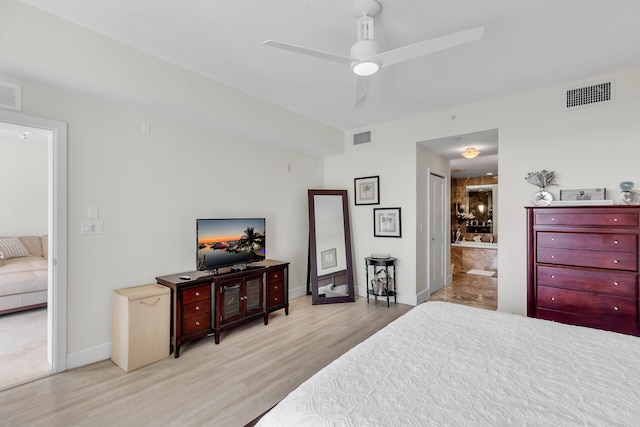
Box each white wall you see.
[0,137,47,236]
[328,67,640,314]
[3,75,327,360]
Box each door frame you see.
[0,110,68,373]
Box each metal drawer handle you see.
[551,275,555,279]
[195,292,200,297]
[550,255,555,259]
[613,260,619,264]
[614,307,619,311]
[614,240,619,244]
[195,321,200,326]
[196,306,200,311]
[274,285,279,290]
[614,281,619,286]
[551,297,556,301]
[551,218,555,221]
[274,297,279,301]
[614,218,619,222]
[274,274,279,279]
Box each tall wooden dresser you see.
[526,206,640,336]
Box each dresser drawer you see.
[536,308,639,336]
[182,299,211,318]
[183,284,210,304]
[535,212,639,227]
[181,312,211,335]
[537,248,637,271]
[537,286,637,321]
[267,280,285,295]
[536,265,638,298]
[537,232,637,252]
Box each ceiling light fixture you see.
[352,59,379,76]
[461,147,480,159]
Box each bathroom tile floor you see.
[429,272,497,311]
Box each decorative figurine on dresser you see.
[526,205,640,336]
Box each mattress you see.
[257,301,640,426]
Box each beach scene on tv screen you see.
[197,219,265,269]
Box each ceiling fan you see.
[263,0,484,108]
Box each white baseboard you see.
[416,287,431,304]
[67,342,111,370]
[288,284,308,300]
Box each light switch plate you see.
[81,220,104,235]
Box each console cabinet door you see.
[221,281,242,323]
[244,276,263,316]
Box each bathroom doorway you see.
[419,129,498,310]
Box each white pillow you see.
[0,237,30,259]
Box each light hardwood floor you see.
[0,295,412,427]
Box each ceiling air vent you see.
[353,131,372,146]
[0,81,22,111]
[565,81,613,109]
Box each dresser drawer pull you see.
[274,285,279,290]
[551,275,555,279]
[196,306,200,311]
[614,240,619,244]
[614,218,618,222]
[614,307,619,311]
[274,297,279,301]
[274,273,280,279]
[551,218,555,221]
[195,291,200,297]
[195,321,200,326]
[613,281,620,286]
[613,260,619,264]
[550,255,555,259]
[551,297,556,301]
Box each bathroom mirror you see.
[466,184,496,234]
[307,189,355,305]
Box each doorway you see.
[0,110,68,384]
[419,129,498,310]
[428,172,446,295]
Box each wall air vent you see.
[353,131,372,145]
[565,81,613,109]
[0,81,22,111]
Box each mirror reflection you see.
[465,184,495,234]
[308,189,355,304]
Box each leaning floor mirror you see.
[308,189,355,305]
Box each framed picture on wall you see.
[354,176,380,205]
[321,248,337,269]
[373,207,402,238]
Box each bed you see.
[257,301,640,426]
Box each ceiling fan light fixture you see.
[461,147,480,159]
[352,59,379,76]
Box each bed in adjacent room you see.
[257,301,640,426]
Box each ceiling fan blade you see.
[377,26,485,68]
[355,76,371,109]
[263,40,353,64]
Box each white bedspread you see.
[258,301,640,426]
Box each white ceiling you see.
[17,0,640,134]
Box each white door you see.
[429,172,446,294]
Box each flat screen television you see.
[196,218,266,271]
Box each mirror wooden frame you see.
[308,189,355,305]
